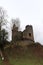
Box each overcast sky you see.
[0,0,43,45]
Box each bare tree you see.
[0,7,8,43]
[0,7,7,27]
[0,7,8,60]
[11,18,20,31]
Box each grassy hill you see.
[0,43,43,65]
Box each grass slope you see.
[0,43,43,65]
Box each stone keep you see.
[23,25,34,42]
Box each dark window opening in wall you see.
[29,33,31,37]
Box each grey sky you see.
[0,0,43,44]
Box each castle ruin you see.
[23,25,34,41]
[12,24,34,46]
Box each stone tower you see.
[12,24,23,41]
[23,25,34,42]
[12,24,18,41]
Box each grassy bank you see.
[0,43,43,65]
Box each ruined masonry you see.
[12,24,34,46]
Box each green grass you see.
[0,55,43,65]
[8,50,43,65]
[0,57,43,65]
[9,56,43,65]
[0,58,4,65]
[0,51,43,65]
[0,44,43,65]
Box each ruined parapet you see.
[23,25,34,42]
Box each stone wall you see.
[12,24,34,46]
[23,25,34,41]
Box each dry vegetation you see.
[0,42,43,65]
